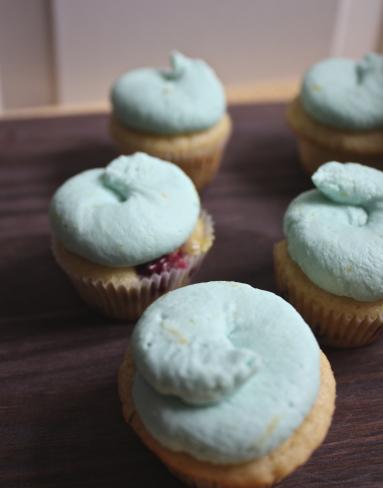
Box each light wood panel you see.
[0,0,55,111]
[0,79,300,119]
[331,0,383,57]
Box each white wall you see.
[0,0,55,110]
[0,0,382,112]
[332,0,383,57]
[52,0,339,105]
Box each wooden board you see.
[1,104,382,488]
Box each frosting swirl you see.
[132,282,320,464]
[111,52,226,134]
[301,53,383,130]
[284,161,383,301]
[49,153,200,267]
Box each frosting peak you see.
[111,52,226,134]
[133,293,260,405]
[50,153,200,267]
[163,51,188,80]
[301,53,383,130]
[356,53,381,83]
[313,161,383,205]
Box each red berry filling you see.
[137,250,188,277]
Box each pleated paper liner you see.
[274,240,383,347]
[118,351,335,488]
[52,211,214,321]
[109,114,232,191]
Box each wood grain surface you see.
[1,104,382,488]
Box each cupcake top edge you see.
[110,51,226,135]
[284,161,383,301]
[49,152,200,267]
[131,281,321,464]
[300,52,383,131]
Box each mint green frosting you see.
[301,53,383,130]
[49,153,200,267]
[111,52,226,134]
[284,161,383,301]
[132,282,320,464]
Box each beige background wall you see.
[0,0,54,110]
[0,0,382,113]
[52,0,338,105]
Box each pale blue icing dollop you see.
[284,161,383,301]
[111,51,226,134]
[301,53,383,130]
[49,153,200,267]
[132,282,320,464]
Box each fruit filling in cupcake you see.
[137,250,188,277]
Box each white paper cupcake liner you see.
[55,211,214,321]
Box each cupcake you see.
[274,161,383,347]
[119,282,336,487]
[286,53,383,174]
[109,51,232,190]
[49,152,214,320]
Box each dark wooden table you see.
[1,104,382,488]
